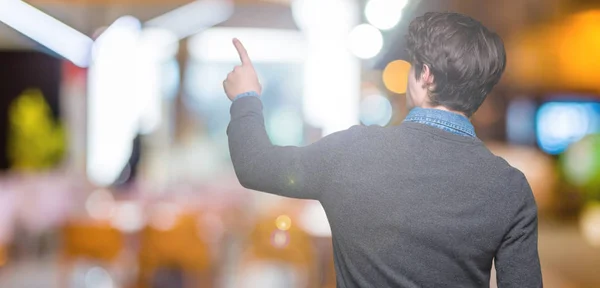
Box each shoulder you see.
[320,124,375,143]
[472,145,537,206]
[486,150,531,190]
[493,158,537,211]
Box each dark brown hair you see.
[406,12,506,117]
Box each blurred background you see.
[0,0,598,287]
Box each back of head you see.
[406,12,506,117]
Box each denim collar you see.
[403,107,476,138]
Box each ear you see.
[421,64,435,85]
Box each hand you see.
[223,38,262,101]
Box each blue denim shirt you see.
[403,107,476,138]
[234,92,475,138]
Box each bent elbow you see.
[236,173,253,189]
[232,162,257,190]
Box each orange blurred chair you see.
[137,212,213,288]
[236,210,319,288]
[0,244,7,269]
[60,220,125,287]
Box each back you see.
[227,96,542,287]
[319,122,541,288]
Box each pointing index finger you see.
[233,38,252,66]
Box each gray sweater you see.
[228,97,542,288]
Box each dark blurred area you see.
[0,51,62,169]
[0,0,599,287]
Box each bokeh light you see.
[85,189,116,220]
[291,0,356,32]
[348,24,383,59]
[382,60,411,94]
[270,230,290,249]
[110,201,144,233]
[536,102,600,154]
[580,203,600,247]
[562,135,600,188]
[84,266,114,288]
[266,108,304,146]
[360,94,393,126]
[149,202,181,231]
[365,0,408,30]
[275,215,292,231]
[291,0,360,136]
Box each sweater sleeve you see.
[227,96,361,200]
[494,173,543,288]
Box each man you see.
[223,12,542,288]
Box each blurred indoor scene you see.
[0,0,599,287]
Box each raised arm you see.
[494,175,543,287]
[223,38,360,199]
[228,96,361,199]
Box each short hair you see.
[405,12,506,117]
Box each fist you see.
[223,38,262,101]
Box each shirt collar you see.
[403,107,476,138]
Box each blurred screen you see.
[536,100,600,155]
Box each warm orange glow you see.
[506,10,600,92]
[556,10,600,90]
[0,246,6,267]
[275,214,292,231]
[382,60,411,94]
[505,27,553,88]
[62,222,124,262]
